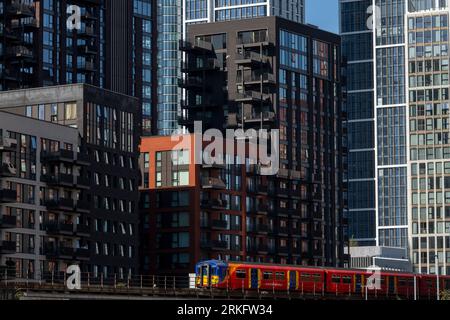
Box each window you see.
[65,103,77,120]
[332,275,341,283]
[236,270,246,279]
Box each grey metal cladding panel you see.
[0,111,79,143]
[0,84,85,109]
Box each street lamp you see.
[435,254,440,301]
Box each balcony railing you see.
[0,240,16,254]
[41,149,75,163]
[201,177,226,189]
[211,220,228,230]
[44,198,75,211]
[203,198,228,209]
[0,162,17,177]
[76,224,90,236]
[181,59,220,72]
[237,73,275,84]
[7,2,35,17]
[0,215,17,228]
[6,46,33,58]
[235,51,269,65]
[0,137,17,152]
[75,201,90,213]
[242,111,276,123]
[179,39,213,53]
[0,189,17,203]
[78,26,95,37]
[41,173,74,186]
[178,77,204,89]
[11,18,38,29]
[74,248,90,259]
[235,91,270,103]
[45,222,75,235]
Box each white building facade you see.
[373,0,450,275]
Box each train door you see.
[388,276,395,295]
[355,274,362,294]
[201,264,210,287]
[289,271,297,291]
[250,269,259,289]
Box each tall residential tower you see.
[339,0,376,246]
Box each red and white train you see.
[195,260,450,299]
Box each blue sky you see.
[306,0,339,33]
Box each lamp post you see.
[435,254,440,301]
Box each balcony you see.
[248,244,269,254]
[76,224,90,236]
[77,43,97,55]
[179,40,213,53]
[212,240,228,250]
[235,91,270,104]
[181,59,220,73]
[237,35,270,47]
[0,240,16,254]
[0,162,17,177]
[178,77,204,90]
[76,176,90,189]
[41,149,75,163]
[0,189,17,203]
[7,2,35,17]
[277,227,289,235]
[237,73,276,86]
[74,248,90,260]
[242,111,276,123]
[44,198,75,212]
[201,177,226,189]
[276,168,289,179]
[76,152,90,166]
[0,215,17,229]
[178,113,195,126]
[180,98,218,109]
[202,162,227,170]
[235,51,269,66]
[41,173,74,187]
[45,222,75,236]
[44,246,75,259]
[77,61,96,72]
[78,26,96,38]
[6,46,34,60]
[201,199,228,209]
[0,137,17,152]
[11,18,38,29]
[212,220,228,230]
[75,201,90,213]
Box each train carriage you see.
[195,260,450,300]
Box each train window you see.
[342,276,352,284]
[236,270,246,279]
[312,274,322,282]
[275,272,285,280]
[332,275,341,284]
[446,280,450,290]
[301,273,311,281]
[263,272,273,280]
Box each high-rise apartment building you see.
[151,16,348,273]
[155,0,305,136]
[341,0,450,275]
[0,0,156,134]
[339,0,376,246]
[0,84,141,279]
